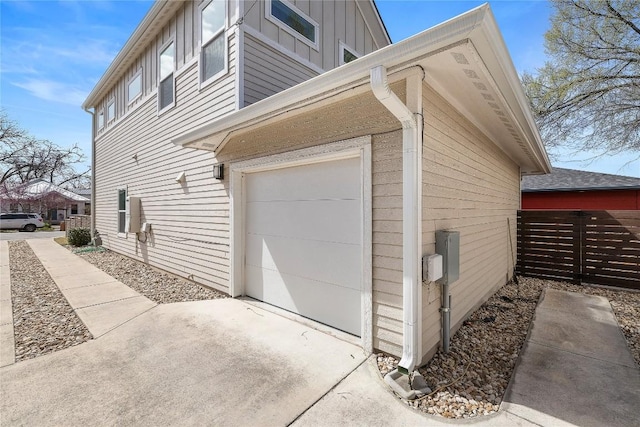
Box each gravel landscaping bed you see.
[77,249,227,304]
[8,241,92,361]
[377,276,639,419]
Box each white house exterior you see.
[84,1,550,371]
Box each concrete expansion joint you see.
[89,304,158,339]
[59,280,121,290]
[74,295,148,310]
[286,356,369,426]
[526,339,628,365]
[503,408,545,427]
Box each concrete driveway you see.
[0,299,367,426]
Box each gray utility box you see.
[436,230,460,285]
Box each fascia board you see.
[172,4,489,150]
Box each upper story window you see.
[158,41,175,112]
[267,0,319,49]
[97,110,104,129]
[201,0,227,84]
[107,99,115,123]
[339,42,360,65]
[128,71,142,104]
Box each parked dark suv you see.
[0,213,45,232]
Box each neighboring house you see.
[522,168,640,210]
[72,188,92,215]
[0,179,90,224]
[83,1,550,370]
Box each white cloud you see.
[12,79,88,106]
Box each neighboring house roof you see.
[173,4,551,175]
[2,179,90,202]
[73,188,92,198]
[522,168,640,192]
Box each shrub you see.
[67,228,91,247]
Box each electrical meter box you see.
[436,230,460,285]
[126,196,141,233]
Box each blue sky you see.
[2,0,638,178]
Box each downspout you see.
[83,107,96,243]
[370,65,422,375]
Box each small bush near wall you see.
[67,228,91,247]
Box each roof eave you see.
[172,3,489,150]
[173,3,551,175]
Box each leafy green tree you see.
[522,0,639,157]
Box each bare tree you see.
[0,111,90,186]
[521,0,639,157]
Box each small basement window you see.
[267,0,318,48]
[200,0,227,84]
[128,71,142,104]
[158,41,175,112]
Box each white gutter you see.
[371,65,423,374]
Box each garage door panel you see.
[246,158,360,202]
[245,265,361,336]
[245,233,361,291]
[245,199,361,245]
[244,156,362,338]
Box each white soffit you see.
[421,41,540,172]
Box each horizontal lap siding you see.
[421,83,520,360]
[94,35,237,294]
[372,131,403,357]
[243,34,318,106]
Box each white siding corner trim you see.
[230,135,372,351]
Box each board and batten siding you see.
[242,0,380,73]
[243,33,318,106]
[94,0,238,134]
[94,33,238,294]
[420,83,520,361]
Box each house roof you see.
[172,4,551,175]
[82,0,392,110]
[73,188,92,197]
[522,168,640,192]
[3,179,90,202]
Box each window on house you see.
[118,188,127,234]
[98,110,104,129]
[107,99,115,122]
[268,0,318,47]
[71,204,78,215]
[201,0,226,83]
[159,42,175,111]
[342,46,358,64]
[128,71,142,103]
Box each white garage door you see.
[244,157,362,336]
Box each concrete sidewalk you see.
[26,239,156,338]
[293,289,639,427]
[501,288,639,427]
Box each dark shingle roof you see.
[522,168,640,192]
